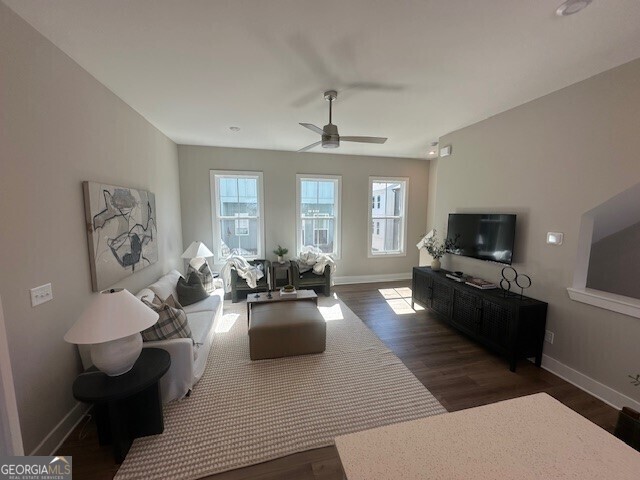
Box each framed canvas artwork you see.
[83,181,158,291]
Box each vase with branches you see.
[421,230,456,271]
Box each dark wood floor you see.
[58,281,618,480]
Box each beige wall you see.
[0,4,183,454]
[587,221,640,299]
[431,58,640,403]
[178,146,429,279]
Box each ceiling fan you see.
[298,90,388,152]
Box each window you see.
[210,171,264,261]
[314,227,329,246]
[296,175,341,257]
[369,177,408,257]
[235,216,249,236]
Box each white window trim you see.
[210,170,265,262]
[368,176,409,258]
[235,216,249,236]
[296,174,342,259]
[568,207,640,318]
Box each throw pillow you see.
[187,262,215,294]
[152,293,183,310]
[176,274,209,306]
[141,295,192,342]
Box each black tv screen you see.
[446,214,516,265]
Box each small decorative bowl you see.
[283,285,295,293]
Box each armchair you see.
[291,262,331,296]
[230,259,271,303]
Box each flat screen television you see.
[446,213,516,265]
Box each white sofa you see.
[135,269,224,403]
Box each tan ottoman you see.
[249,301,326,360]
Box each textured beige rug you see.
[114,295,447,480]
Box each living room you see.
[2,1,640,479]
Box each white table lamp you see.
[64,289,158,376]
[181,241,214,268]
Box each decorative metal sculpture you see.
[500,267,532,300]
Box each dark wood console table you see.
[412,267,547,372]
[73,348,170,463]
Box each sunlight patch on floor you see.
[378,288,424,315]
[395,287,413,298]
[379,288,402,299]
[215,313,239,333]
[318,303,344,321]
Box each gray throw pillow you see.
[187,262,215,294]
[141,294,192,342]
[177,274,209,306]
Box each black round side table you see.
[73,347,170,463]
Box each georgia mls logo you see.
[49,457,71,471]
[0,455,72,480]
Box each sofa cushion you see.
[141,295,193,342]
[182,293,222,315]
[135,288,155,303]
[187,262,215,294]
[187,311,214,347]
[149,269,182,302]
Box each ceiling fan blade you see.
[340,136,387,144]
[298,141,322,152]
[344,82,405,92]
[299,123,325,135]
[292,90,326,108]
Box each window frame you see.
[234,216,249,236]
[314,227,329,246]
[368,176,409,258]
[296,174,342,258]
[210,170,265,262]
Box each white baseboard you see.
[29,402,90,456]
[541,354,640,412]
[333,273,412,285]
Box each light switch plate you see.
[547,232,564,245]
[30,283,53,307]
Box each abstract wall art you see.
[83,181,158,291]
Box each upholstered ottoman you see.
[249,301,326,360]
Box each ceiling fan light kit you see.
[298,90,388,152]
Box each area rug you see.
[114,295,447,480]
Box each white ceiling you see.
[4,0,640,159]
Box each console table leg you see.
[535,352,543,368]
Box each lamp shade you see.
[64,289,158,345]
[181,241,214,259]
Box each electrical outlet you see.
[544,330,554,344]
[30,283,53,307]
